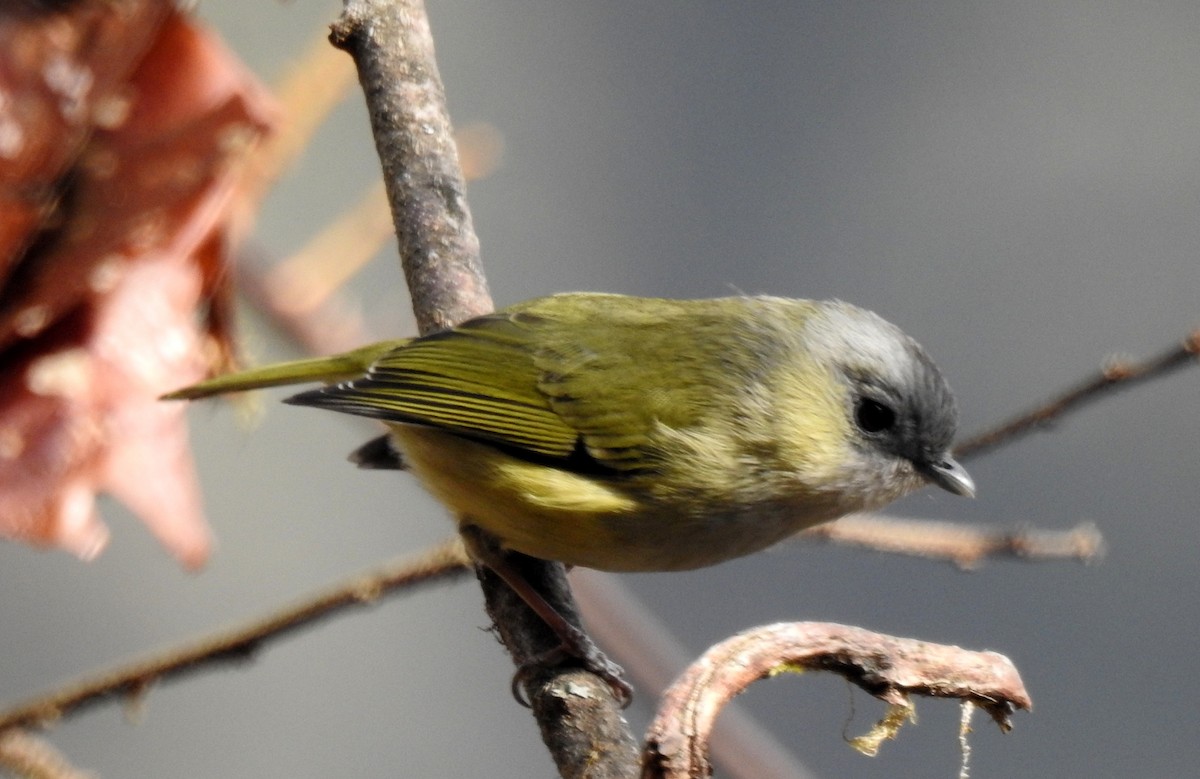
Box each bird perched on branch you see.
[166,292,973,697]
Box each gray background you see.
[2,1,1198,777]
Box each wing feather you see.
[285,314,581,458]
[284,294,778,473]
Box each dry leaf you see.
[0,1,276,567]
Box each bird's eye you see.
[855,397,896,434]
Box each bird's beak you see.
[918,457,976,498]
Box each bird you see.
[165,292,973,696]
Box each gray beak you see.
[919,457,976,498]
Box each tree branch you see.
[329,0,491,334]
[0,539,469,733]
[800,514,1105,568]
[328,2,639,776]
[641,622,1031,779]
[955,329,1200,460]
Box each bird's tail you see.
[161,339,410,401]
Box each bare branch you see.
[0,539,469,734]
[571,571,821,779]
[329,0,491,334]
[801,514,1105,568]
[237,241,374,356]
[0,730,93,779]
[956,330,1200,460]
[641,622,1031,779]
[328,2,638,776]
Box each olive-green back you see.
[287,294,810,473]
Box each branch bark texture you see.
[329,3,639,776]
[642,622,1032,779]
[330,0,491,334]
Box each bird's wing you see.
[286,313,581,459]
[284,295,731,473]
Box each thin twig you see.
[955,330,1200,460]
[800,514,1105,569]
[641,622,1031,779]
[263,180,393,316]
[328,3,638,777]
[0,730,93,779]
[257,121,503,321]
[0,539,470,733]
[240,30,359,205]
[236,240,372,356]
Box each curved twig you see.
[641,622,1032,779]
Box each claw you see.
[510,641,632,708]
[461,525,635,707]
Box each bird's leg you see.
[460,524,632,706]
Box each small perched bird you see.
[166,292,973,693]
[167,292,973,568]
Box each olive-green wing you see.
[286,294,756,472]
[285,313,581,459]
[527,296,735,472]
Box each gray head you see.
[806,300,975,502]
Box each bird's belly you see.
[390,426,841,572]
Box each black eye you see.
[855,397,896,434]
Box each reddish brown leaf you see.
[0,2,276,567]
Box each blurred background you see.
[2,1,1198,776]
